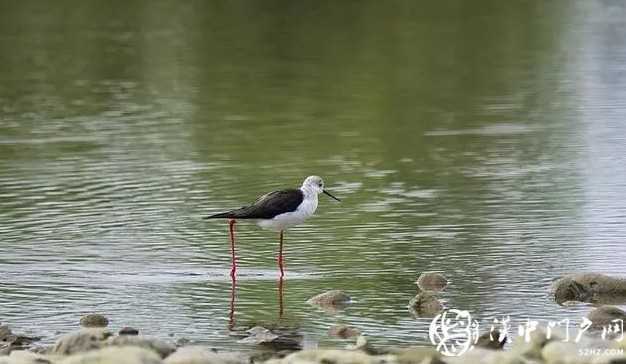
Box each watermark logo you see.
[429,309,624,357]
[429,309,480,356]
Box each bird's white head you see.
[301,176,340,201]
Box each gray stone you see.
[264,349,393,364]
[119,327,140,336]
[541,341,585,364]
[79,314,109,328]
[509,327,555,360]
[394,346,443,364]
[51,329,112,355]
[105,336,175,358]
[408,292,443,317]
[552,273,626,305]
[306,290,351,307]
[0,351,53,364]
[588,306,626,329]
[416,272,448,292]
[444,348,529,364]
[328,325,361,339]
[475,330,507,350]
[58,346,162,364]
[164,346,247,364]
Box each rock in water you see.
[328,325,361,339]
[475,330,507,350]
[552,273,626,305]
[0,325,10,340]
[408,292,443,317]
[119,327,140,336]
[238,326,301,351]
[51,328,112,355]
[587,305,626,329]
[79,314,109,328]
[415,272,448,291]
[306,290,351,306]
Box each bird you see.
[205,176,340,277]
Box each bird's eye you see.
[318,183,323,187]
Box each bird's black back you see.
[205,189,304,219]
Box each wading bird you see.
[205,176,340,277]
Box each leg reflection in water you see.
[228,273,286,330]
[278,274,285,319]
[228,272,236,330]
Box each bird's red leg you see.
[228,219,237,277]
[278,230,284,277]
[277,274,284,318]
[228,270,236,330]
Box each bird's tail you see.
[204,211,235,219]
[204,206,256,219]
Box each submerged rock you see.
[164,346,247,364]
[119,327,140,336]
[0,324,40,355]
[51,328,112,355]
[344,336,384,356]
[0,326,10,340]
[328,325,361,339]
[552,273,626,305]
[307,290,351,308]
[58,345,161,364]
[106,335,176,358]
[587,305,626,329]
[408,292,444,317]
[237,326,302,351]
[79,314,109,328]
[415,272,448,292]
[475,330,507,350]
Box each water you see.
[1,0,626,351]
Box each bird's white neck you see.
[300,185,319,201]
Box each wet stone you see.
[408,292,444,317]
[587,305,626,329]
[79,314,109,328]
[328,324,361,339]
[552,273,626,305]
[51,328,112,355]
[475,330,507,350]
[416,272,448,292]
[306,290,351,306]
[105,335,176,358]
[119,327,140,336]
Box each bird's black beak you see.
[323,189,341,202]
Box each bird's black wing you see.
[205,189,304,219]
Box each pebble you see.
[79,314,109,328]
[306,290,351,306]
[119,327,140,336]
[416,272,448,291]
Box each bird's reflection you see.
[228,273,285,330]
[228,272,236,330]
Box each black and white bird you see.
[205,176,340,277]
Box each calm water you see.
[1,0,626,351]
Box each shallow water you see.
[1,0,626,351]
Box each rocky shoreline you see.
[2,272,625,364]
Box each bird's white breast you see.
[257,192,318,231]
